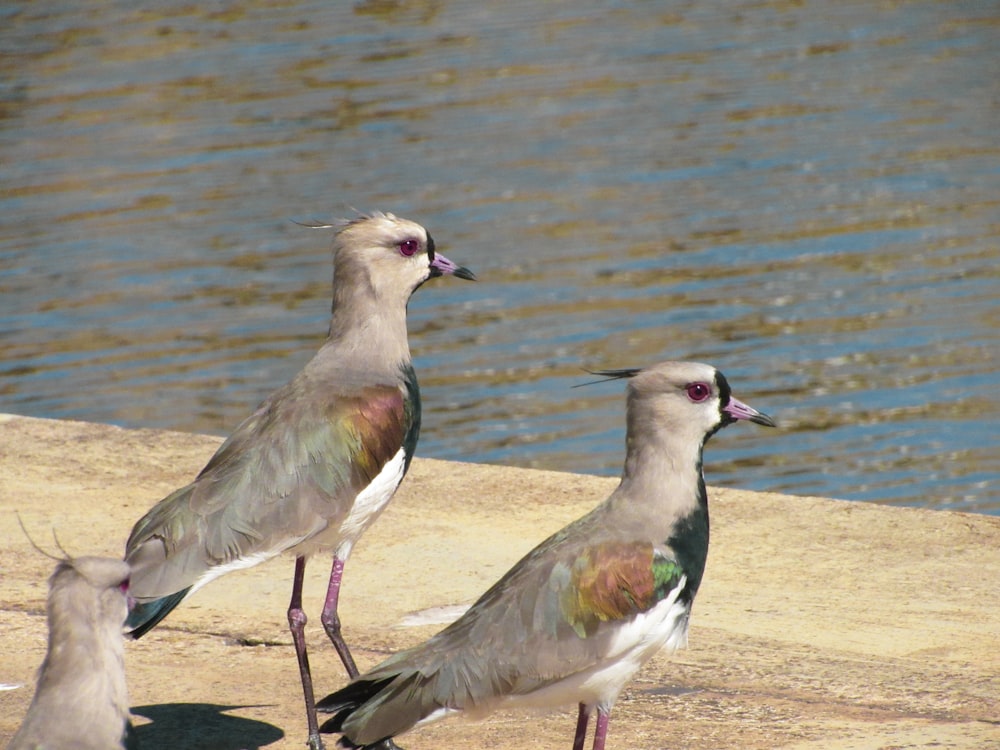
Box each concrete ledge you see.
[1,414,997,749]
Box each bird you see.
[315,360,776,750]
[122,211,475,750]
[8,556,136,750]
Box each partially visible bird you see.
[8,556,135,750]
[123,211,475,750]
[316,360,775,750]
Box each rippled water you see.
[1,1,997,513]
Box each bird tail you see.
[125,588,190,639]
[317,675,418,749]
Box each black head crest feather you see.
[572,367,643,388]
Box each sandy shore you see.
[1,413,997,749]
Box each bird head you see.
[328,212,475,304]
[581,361,775,446]
[50,557,132,627]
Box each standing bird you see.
[123,212,475,750]
[316,361,775,750]
[8,556,135,750]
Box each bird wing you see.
[458,537,686,676]
[553,540,685,640]
[125,378,410,599]
[359,532,688,714]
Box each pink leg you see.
[319,557,403,750]
[288,556,325,750]
[592,708,610,750]
[573,703,591,750]
[320,555,360,678]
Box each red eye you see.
[119,578,130,594]
[399,239,419,257]
[686,382,711,402]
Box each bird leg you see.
[573,703,591,750]
[320,556,406,750]
[592,708,610,750]
[320,555,360,678]
[288,555,325,750]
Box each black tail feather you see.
[317,676,398,747]
[317,676,394,715]
[126,588,190,639]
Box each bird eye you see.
[119,577,130,594]
[686,382,711,402]
[398,239,419,257]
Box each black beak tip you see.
[751,412,777,428]
[453,266,477,281]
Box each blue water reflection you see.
[1,0,996,513]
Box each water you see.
[1,1,997,514]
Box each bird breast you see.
[335,447,407,557]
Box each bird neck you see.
[327,281,412,366]
[43,585,129,709]
[618,423,706,514]
[614,422,711,601]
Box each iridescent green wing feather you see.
[558,541,684,638]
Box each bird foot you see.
[307,733,327,750]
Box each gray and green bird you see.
[316,360,775,750]
[123,211,474,750]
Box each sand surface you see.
[1,414,997,749]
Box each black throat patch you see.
[665,467,710,605]
[401,362,421,474]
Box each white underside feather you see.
[337,448,406,555]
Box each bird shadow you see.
[130,703,284,750]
